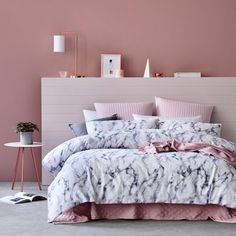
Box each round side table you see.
[4,142,43,192]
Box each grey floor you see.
[0,183,236,236]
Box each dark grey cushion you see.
[69,114,118,137]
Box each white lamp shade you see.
[53,35,65,52]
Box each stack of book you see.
[174,72,201,78]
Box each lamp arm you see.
[75,34,78,76]
[60,32,79,76]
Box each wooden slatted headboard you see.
[41,77,236,185]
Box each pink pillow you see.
[94,102,154,120]
[155,97,213,122]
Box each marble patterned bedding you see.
[43,129,236,222]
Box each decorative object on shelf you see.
[154,72,163,77]
[53,32,79,77]
[114,69,124,78]
[143,58,153,78]
[174,72,201,78]
[101,54,121,78]
[15,122,39,145]
[59,71,68,78]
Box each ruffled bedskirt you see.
[53,203,236,224]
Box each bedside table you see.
[4,142,43,191]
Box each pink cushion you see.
[155,97,213,122]
[94,102,154,120]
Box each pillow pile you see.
[69,97,216,137]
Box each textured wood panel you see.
[42,77,236,185]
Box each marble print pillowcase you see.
[132,114,202,128]
[161,121,222,137]
[86,119,159,135]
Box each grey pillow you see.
[69,114,118,137]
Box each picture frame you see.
[101,54,121,78]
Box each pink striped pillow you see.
[155,97,213,122]
[94,102,154,120]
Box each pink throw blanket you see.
[141,140,236,168]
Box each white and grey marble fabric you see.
[43,129,236,222]
[160,121,222,137]
[86,119,159,135]
[133,114,201,124]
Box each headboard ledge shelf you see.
[41,77,236,185]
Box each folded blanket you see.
[141,140,236,168]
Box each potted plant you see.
[15,122,39,145]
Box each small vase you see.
[20,132,33,145]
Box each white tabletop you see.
[4,142,43,148]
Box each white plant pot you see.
[20,132,33,145]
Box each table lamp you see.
[53,32,79,77]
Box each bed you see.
[41,77,236,223]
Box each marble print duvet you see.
[43,129,236,222]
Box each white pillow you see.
[83,110,97,121]
[161,121,222,137]
[86,119,159,135]
[133,114,202,128]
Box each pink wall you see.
[0,0,236,181]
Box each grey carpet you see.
[0,182,236,236]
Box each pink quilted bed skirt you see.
[53,203,236,224]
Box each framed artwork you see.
[101,54,121,78]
